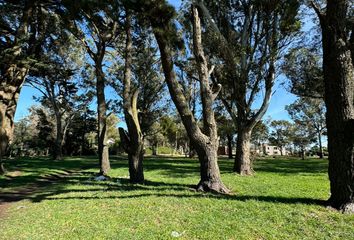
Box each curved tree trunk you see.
[314,0,354,213]
[119,12,144,183]
[150,5,230,194]
[234,127,253,175]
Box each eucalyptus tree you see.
[129,0,230,193]
[114,10,168,182]
[311,0,354,212]
[268,120,292,156]
[290,123,316,160]
[286,98,326,158]
[0,0,63,172]
[192,0,300,175]
[118,11,145,182]
[65,1,122,176]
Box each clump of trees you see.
[1,0,353,212]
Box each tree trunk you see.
[227,134,233,159]
[119,127,144,183]
[0,67,28,174]
[96,68,110,176]
[195,141,229,193]
[53,113,63,160]
[149,5,229,194]
[318,131,323,159]
[234,128,253,175]
[314,0,354,213]
[301,148,305,160]
[120,12,144,183]
[152,144,157,156]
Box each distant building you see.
[261,144,288,156]
[218,143,289,156]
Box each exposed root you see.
[196,180,231,194]
[327,198,354,214]
[340,203,354,214]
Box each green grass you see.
[145,146,179,155]
[1,156,353,240]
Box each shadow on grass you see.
[0,155,329,208]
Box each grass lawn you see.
[0,156,353,240]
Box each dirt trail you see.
[0,169,83,219]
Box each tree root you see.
[196,180,231,194]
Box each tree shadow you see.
[1,155,329,209]
[251,157,328,175]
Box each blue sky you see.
[14,0,297,123]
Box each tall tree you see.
[67,1,121,175]
[286,97,326,158]
[139,1,230,193]
[0,0,61,173]
[196,0,301,175]
[312,0,354,212]
[119,11,145,183]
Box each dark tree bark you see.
[119,12,144,183]
[313,0,354,213]
[227,134,233,159]
[150,5,230,193]
[0,2,34,173]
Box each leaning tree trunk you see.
[149,5,229,194]
[234,126,253,175]
[96,66,110,176]
[314,0,354,213]
[119,12,144,183]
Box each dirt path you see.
[0,169,85,219]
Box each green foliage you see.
[285,98,326,136]
[251,120,269,145]
[269,120,292,149]
[282,48,324,98]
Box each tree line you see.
[0,0,353,212]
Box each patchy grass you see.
[1,156,353,240]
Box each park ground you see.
[0,156,353,240]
